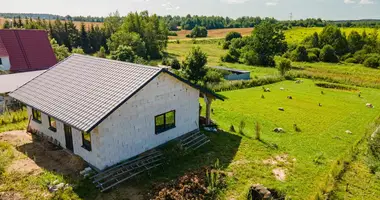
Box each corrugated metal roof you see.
[10,54,162,132]
[212,66,250,74]
[0,30,57,72]
[0,70,47,94]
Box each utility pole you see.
[289,13,293,21]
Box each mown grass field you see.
[169,27,254,40]
[198,79,380,199]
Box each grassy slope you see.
[201,79,380,199]
[169,27,254,40]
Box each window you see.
[32,108,41,123]
[82,131,92,151]
[48,116,56,132]
[0,58,2,65]
[155,110,176,134]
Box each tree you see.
[320,45,338,63]
[107,31,146,57]
[72,47,85,54]
[243,21,287,66]
[183,46,208,83]
[187,25,208,38]
[276,57,292,76]
[3,20,10,29]
[347,31,364,53]
[319,25,348,56]
[110,45,135,62]
[225,31,242,42]
[104,10,123,35]
[50,38,70,61]
[80,23,90,53]
[363,56,380,68]
[290,45,308,62]
[303,32,319,48]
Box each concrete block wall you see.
[27,106,100,169]
[96,73,200,169]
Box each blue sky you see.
[7,0,380,20]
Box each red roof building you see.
[0,30,57,72]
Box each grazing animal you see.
[278,107,285,111]
[261,94,265,99]
[273,128,285,133]
[265,88,271,92]
[366,103,374,108]
[280,87,284,91]
[321,91,324,95]
[319,103,322,107]
[358,92,361,98]
[295,80,303,84]
[345,130,352,134]
[287,96,293,99]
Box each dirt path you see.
[0,130,85,177]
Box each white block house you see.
[10,54,222,171]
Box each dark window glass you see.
[82,131,92,151]
[155,110,176,134]
[48,116,57,131]
[32,109,41,123]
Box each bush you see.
[276,57,292,76]
[161,57,170,66]
[307,48,321,57]
[168,31,178,36]
[241,50,261,66]
[110,45,135,62]
[290,45,308,62]
[186,25,208,38]
[353,50,368,63]
[204,69,224,84]
[315,82,356,91]
[225,31,242,42]
[345,57,357,63]
[308,53,319,62]
[341,53,352,61]
[320,45,338,63]
[363,56,380,68]
[222,41,230,49]
[170,58,181,70]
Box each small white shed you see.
[10,54,223,170]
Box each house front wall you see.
[94,73,200,170]
[27,107,101,169]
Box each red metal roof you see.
[0,30,57,72]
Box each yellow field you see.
[0,17,103,30]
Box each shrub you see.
[225,31,242,42]
[353,50,368,63]
[307,48,321,57]
[290,45,308,62]
[345,57,357,63]
[276,57,292,76]
[241,50,260,66]
[308,53,319,62]
[110,45,135,62]
[255,122,261,140]
[363,56,380,68]
[320,45,338,63]
[222,41,230,49]
[161,57,170,66]
[170,58,181,70]
[369,130,380,160]
[229,125,236,132]
[186,25,208,38]
[204,69,224,84]
[315,82,356,91]
[239,120,246,134]
[341,53,352,61]
[168,31,178,36]
[222,52,239,63]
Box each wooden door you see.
[64,124,74,152]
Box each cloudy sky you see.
[6,0,380,20]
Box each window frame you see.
[155,110,176,134]
[32,108,41,123]
[81,131,92,151]
[48,116,57,132]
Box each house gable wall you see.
[0,57,10,70]
[95,73,200,169]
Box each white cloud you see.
[221,0,250,4]
[359,0,374,4]
[266,0,279,6]
[344,0,356,3]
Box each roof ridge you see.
[71,54,162,71]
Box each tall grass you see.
[208,75,286,92]
[0,108,28,125]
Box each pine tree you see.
[80,23,90,53]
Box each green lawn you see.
[198,79,380,199]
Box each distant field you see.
[285,27,378,45]
[169,27,254,40]
[0,17,103,29]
